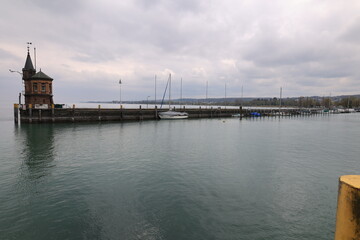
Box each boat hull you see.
[158,111,188,119]
[158,115,188,119]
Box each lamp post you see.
[119,79,122,107]
[147,96,150,109]
[9,69,23,105]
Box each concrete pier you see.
[16,105,327,123]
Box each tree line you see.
[233,96,360,108]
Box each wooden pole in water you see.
[14,104,19,124]
[28,104,32,123]
[335,175,360,240]
[51,104,55,122]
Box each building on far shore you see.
[22,48,54,108]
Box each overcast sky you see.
[1,0,360,104]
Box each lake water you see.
[1,107,359,240]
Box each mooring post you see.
[14,104,19,124]
[335,175,360,240]
[120,104,123,120]
[155,106,158,119]
[98,105,101,121]
[72,104,75,122]
[28,104,32,123]
[39,109,42,122]
[51,104,55,122]
[139,105,143,120]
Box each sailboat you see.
[158,74,188,119]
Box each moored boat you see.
[158,110,188,119]
[158,74,188,120]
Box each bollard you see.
[335,175,360,240]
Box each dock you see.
[14,104,332,124]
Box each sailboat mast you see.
[154,75,157,108]
[169,74,171,110]
[279,87,282,113]
[241,85,243,106]
[180,78,183,108]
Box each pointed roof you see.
[23,52,35,70]
[30,70,53,80]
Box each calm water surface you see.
[1,108,360,240]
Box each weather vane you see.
[26,42,32,52]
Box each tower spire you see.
[23,43,35,71]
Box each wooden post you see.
[39,109,42,122]
[28,104,32,123]
[98,105,101,121]
[51,104,55,122]
[120,104,123,121]
[335,175,360,240]
[14,104,19,124]
[155,106,158,120]
[72,104,75,122]
[139,105,143,120]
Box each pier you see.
[15,104,331,124]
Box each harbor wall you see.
[15,104,316,124]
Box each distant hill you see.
[87,94,360,108]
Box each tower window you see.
[41,83,46,92]
[33,83,38,92]
[49,84,52,93]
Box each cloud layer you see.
[1,0,360,104]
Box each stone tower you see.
[22,49,54,107]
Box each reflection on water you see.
[19,124,55,180]
[1,114,360,239]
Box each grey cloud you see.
[1,0,360,102]
[340,17,360,45]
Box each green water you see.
[1,111,360,239]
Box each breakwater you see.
[14,104,326,123]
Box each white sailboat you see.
[158,74,188,119]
